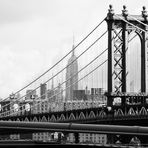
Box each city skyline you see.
[0,2,147,145]
[0,0,147,98]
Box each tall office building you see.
[40,83,47,99]
[26,90,36,100]
[66,44,78,101]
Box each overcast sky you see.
[0,0,147,98]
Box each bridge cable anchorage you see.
[128,6,148,28]
[0,31,108,117]
[115,14,147,33]
[2,59,107,118]
[2,18,106,102]
[129,15,148,28]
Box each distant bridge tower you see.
[106,5,148,94]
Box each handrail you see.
[0,121,147,136]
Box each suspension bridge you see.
[0,5,148,147]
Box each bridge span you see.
[0,4,148,146]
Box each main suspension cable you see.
[2,59,107,118]
[2,18,106,102]
[129,15,148,28]
[115,14,147,33]
[0,30,108,112]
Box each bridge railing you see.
[0,121,147,146]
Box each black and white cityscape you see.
[0,0,148,147]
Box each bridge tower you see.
[106,5,148,94]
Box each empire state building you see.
[66,44,78,101]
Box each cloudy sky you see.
[0,0,147,98]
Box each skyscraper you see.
[26,90,36,100]
[66,43,78,101]
[40,83,47,99]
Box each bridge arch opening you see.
[127,32,141,93]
